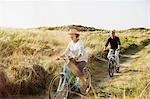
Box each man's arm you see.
[104,38,110,50]
[117,37,121,49]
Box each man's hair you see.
[112,30,116,33]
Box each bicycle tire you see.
[116,66,120,73]
[108,60,114,77]
[48,74,69,99]
[80,67,92,95]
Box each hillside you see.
[37,25,107,32]
[0,26,149,99]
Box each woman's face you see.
[70,34,78,42]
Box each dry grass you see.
[97,42,150,99]
[0,27,149,98]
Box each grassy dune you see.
[97,45,150,99]
[0,26,150,98]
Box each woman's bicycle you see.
[108,49,120,77]
[48,57,91,99]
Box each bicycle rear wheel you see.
[80,67,92,95]
[116,66,120,73]
[113,61,119,73]
[108,60,114,77]
[49,74,68,99]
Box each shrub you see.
[140,38,150,46]
[0,70,10,98]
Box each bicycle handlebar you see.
[56,56,77,64]
[104,48,120,51]
[56,56,69,63]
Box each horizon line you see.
[0,24,149,31]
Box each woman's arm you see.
[62,43,71,57]
[77,41,84,58]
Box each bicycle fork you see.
[57,74,66,91]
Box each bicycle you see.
[108,49,120,77]
[48,57,91,99]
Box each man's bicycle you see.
[108,49,120,77]
[48,57,91,99]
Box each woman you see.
[60,29,88,86]
[62,29,88,74]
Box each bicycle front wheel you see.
[108,60,114,77]
[48,74,69,99]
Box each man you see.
[104,30,121,67]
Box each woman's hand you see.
[74,56,79,61]
[56,55,64,60]
[68,56,79,62]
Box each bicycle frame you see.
[57,62,79,92]
[108,49,120,77]
[109,49,118,62]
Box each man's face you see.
[112,32,115,37]
[111,31,115,38]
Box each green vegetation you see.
[0,25,149,98]
[38,25,106,32]
[97,44,150,99]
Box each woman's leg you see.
[76,61,86,74]
[76,61,86,86]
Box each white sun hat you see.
[68,29,79,35]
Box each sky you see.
[0,0,149,29]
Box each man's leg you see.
[115,50,120,67]
[107,50,112,60]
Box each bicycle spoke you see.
[80,68,91,95]
[49,74,69,99]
